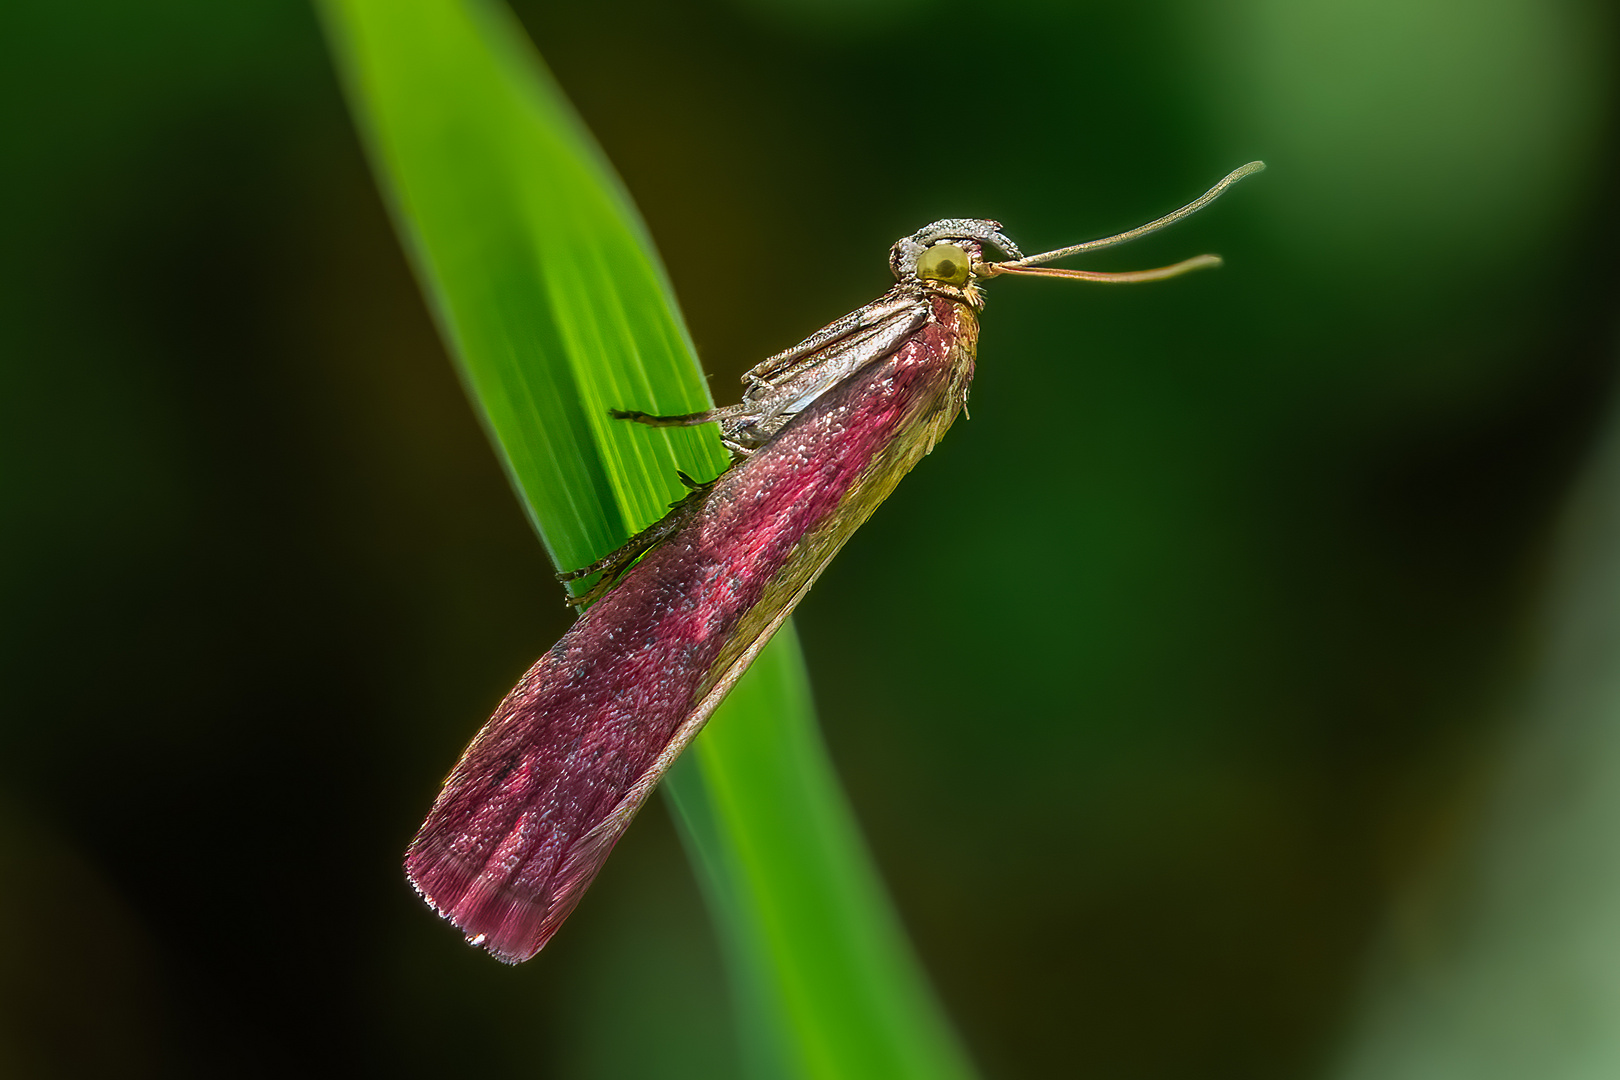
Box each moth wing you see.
[743,294,923,386]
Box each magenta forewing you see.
[405,163,1265,962]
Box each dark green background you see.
[2,1,1615,1077]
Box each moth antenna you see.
[988,254,1223,284]
[994,161,1265,270]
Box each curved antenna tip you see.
[1005,160,1267,269]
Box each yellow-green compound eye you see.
[916,242,972,285]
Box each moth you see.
[407,162,1265,962]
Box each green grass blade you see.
[668,622,976,1080]
[318,2,974,1077]
[1328,394,1620,1080]
[321,0,728,572]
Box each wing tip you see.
[405,838,555,964]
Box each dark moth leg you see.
[609,403,764,457]
[556,473,719,608]
[608,404,752,427]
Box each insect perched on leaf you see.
[406,161,1266,962]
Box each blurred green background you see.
[2,1,1617,1078]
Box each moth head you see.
[890,219,1021,287]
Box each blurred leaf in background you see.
[1329,402,1620,1076]
[0,0,1615,1077]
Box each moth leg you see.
[610,404,752,428]
[556,474,719,608]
